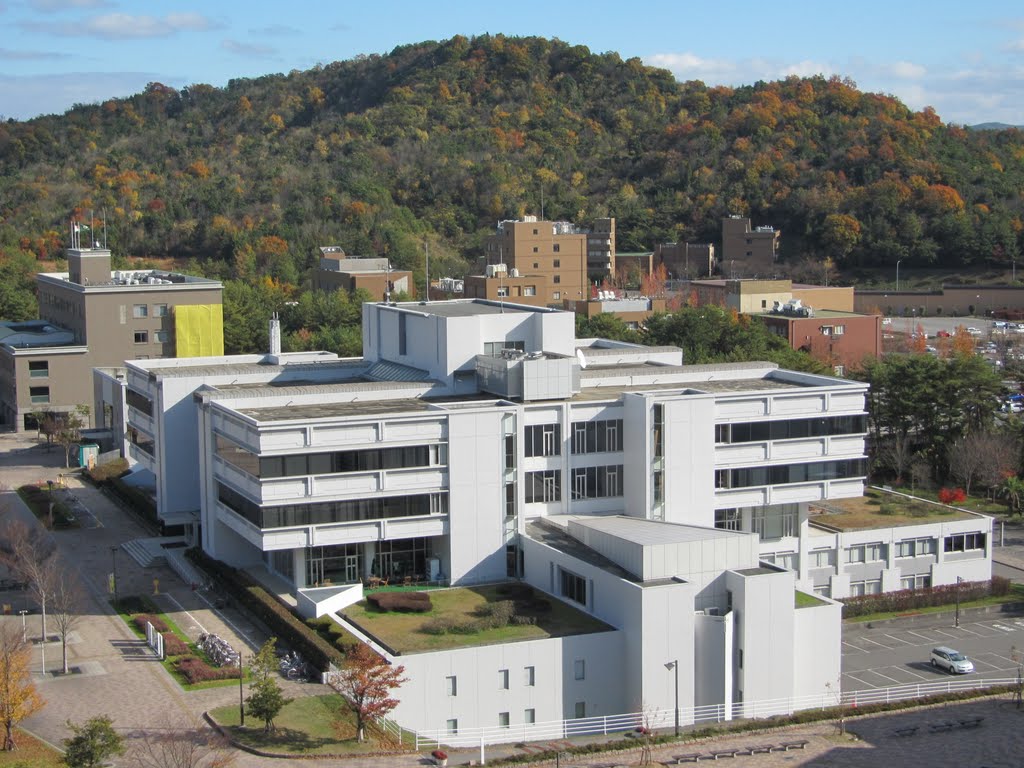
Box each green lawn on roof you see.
[342,584,612,653]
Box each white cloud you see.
[221,39,276,57]
[1005,38,1024,52]
[884,61,927,79]
[0,47,69,60]
[29,0,110,11]
[0,71,163,120]
[250,24,300,37]
[19,12,217,39]
[645,52,737,83]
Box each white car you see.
[966,327,982,336]
[931,646,974,674]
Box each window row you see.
[129,428,155,458]
[451,666,538,697]
[214,434,444,479]
[896,538,937,558]
[134,329,170,344]
[132,303,169,319]
[714,459,867,489]
[846,542,885,564]
[714,415,867,445]
[126,388,154,417]
[849,579,882,597]
[217,484,446,529]
[901,574,931,590]
[446,709,540,734]
[945,533,985,552]
[570,465,623,500]
[571,419,623,454]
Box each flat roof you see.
[386,300,539,318]
[758,309,873,320]
[572,515,748,546]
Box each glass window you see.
[498,712,510,728]
[524,708,535,724]
[715,509,741,531]
[29,386,49,404]
[574,659,585,680]
[561,569,586,605]
[155,330,170,343]
[524,666,535,686]
[525,470,561,503]
[446,719,458,735]
[552,292,560,300]
[499,669,509,689]
[154,304,169,317]
[846,545,865,563]
[525,424,561,457]
[445,676,457,696]
[574,702,586,718]
[132,304,148,318]
[133,330,148,343]
[28,361,48,378]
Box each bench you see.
[780,740,809,751]
[675,755,702,764]
[709,749,740,759]
[892,726,919,738]
[958,717,984,729]
[928,722,955,734]
[746,745,776,754]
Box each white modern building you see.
[97,299,886,734]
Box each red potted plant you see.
[431,748,448,767]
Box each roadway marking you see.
[859,636,891,649]
[933,629,960,639]
[896,666,929,681]
[864,668,902,684]
[882,633,913,646]
[992,624,1015,632]
[906,630,938,643]
[841,672,877,688]
[842,641,867,654]
[953,625,982,636]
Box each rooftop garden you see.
[795,590,827,609]
[808,487,975,531]
[341,583,612,654]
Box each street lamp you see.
[664,660,679,737]
[18,609,27,643]
[955,576,964,628]
[896,259,903,293]
[110,546,119,606]
[238,647,245,726]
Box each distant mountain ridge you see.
[0,34,1022,283]
[969,122,1024,131]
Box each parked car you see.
[966,327,982,336]
[931,646,974,674]
[936,330,951,338]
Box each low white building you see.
[97,299,877,734]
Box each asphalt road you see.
[841,613,1024,693]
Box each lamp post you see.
[238,647,245,726]
[896,259,903,293]
[955,576,964,628]
[664,660,679,737]
[110,546,119,607]
[18,609,27,643]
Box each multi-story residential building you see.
[654,241,716,280]
[314,247,415,301]
[469,217,615,307]
[721,216,779,278]
[96,298,989,736]
[0,244,222,431]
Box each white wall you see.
[392,631,624,738]
[792,597,842,702]
[694,613,731,712]
[664,397,716,527]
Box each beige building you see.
[721,216,779,277]
[314,247,415,302]
[654,242,716,279]
[0,246,222,431]
[689,279,854,314]
[473,216,613,306]
[854,284,1024,318]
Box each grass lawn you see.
[210,694,412,755]
[810,487,975,530]
[342,584,612,654]
[795,591,826,609]
[891,486,1009,516]
[845,583,1024,623]
[0,728,63,767]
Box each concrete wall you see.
[792,596,842,701]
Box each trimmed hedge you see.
[107,477,159,525]
[305,615,361,655]
[842,576,1013,618]
[132,613,169,633]
[174,655,240,685]
[186,548,345,671]
[367,591,432,612]
[84,458,128,483]
[162,632,190,657]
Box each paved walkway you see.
[3,429,1024,767]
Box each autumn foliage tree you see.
[0,624,44,751]
[330,644,407,742]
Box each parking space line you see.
[906,630,937,643]
[842,641,867,654]
[954,625,981,636]
[897,667,929,681]
[988,653,1018,666]
[992,624,1016,632]
[867,668,902,684]
[933,629,960,639]
[882,633,913,646]
[859,636,891,649]
[841,673,876,689]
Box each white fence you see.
[402,677,1018,749]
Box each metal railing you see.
[407,677,1018,749]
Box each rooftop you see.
[571,515,748,546]
[808,489,976,532]
[385,299,542,318]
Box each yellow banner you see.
[174,304,224,357]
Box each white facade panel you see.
[772,394,826,415]
[310,422,380,446]
[716,399,768,420]
[715,444,769,464]
[771,440,826,461]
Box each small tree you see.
[0,624,44,751]
[1000,475,1024,516]
[330,644,407,742]
[0,520,58,653]
[63,716,124,768]
[51,566,84,675]
[245,638,290,733]
[55,405,89,469]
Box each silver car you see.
[931,646,974,674]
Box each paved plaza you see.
[2,429,1024,767]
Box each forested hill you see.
[2,34,1024,286]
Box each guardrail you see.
[406,677,1019,749]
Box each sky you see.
[2,1,1024,126]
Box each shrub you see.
[173,656,239,685]
[511,615,537,626]
[368,591,433,612]
[117,595,151,614]
[841,578,1009,618]
[133,614,169,633]
[474,600,515,627]
[161,632,190,657]
[420,616,459,635]
[84,458,128,484]
[938,487,967,504]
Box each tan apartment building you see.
[473,216,611,306]
[689,279,854,314]
[314,247,415,301]
[563,295,668,329]
[0,246,222,431]
[854,284,1024,318]
[721,216,780,277]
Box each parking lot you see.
[842,613,1024,692]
